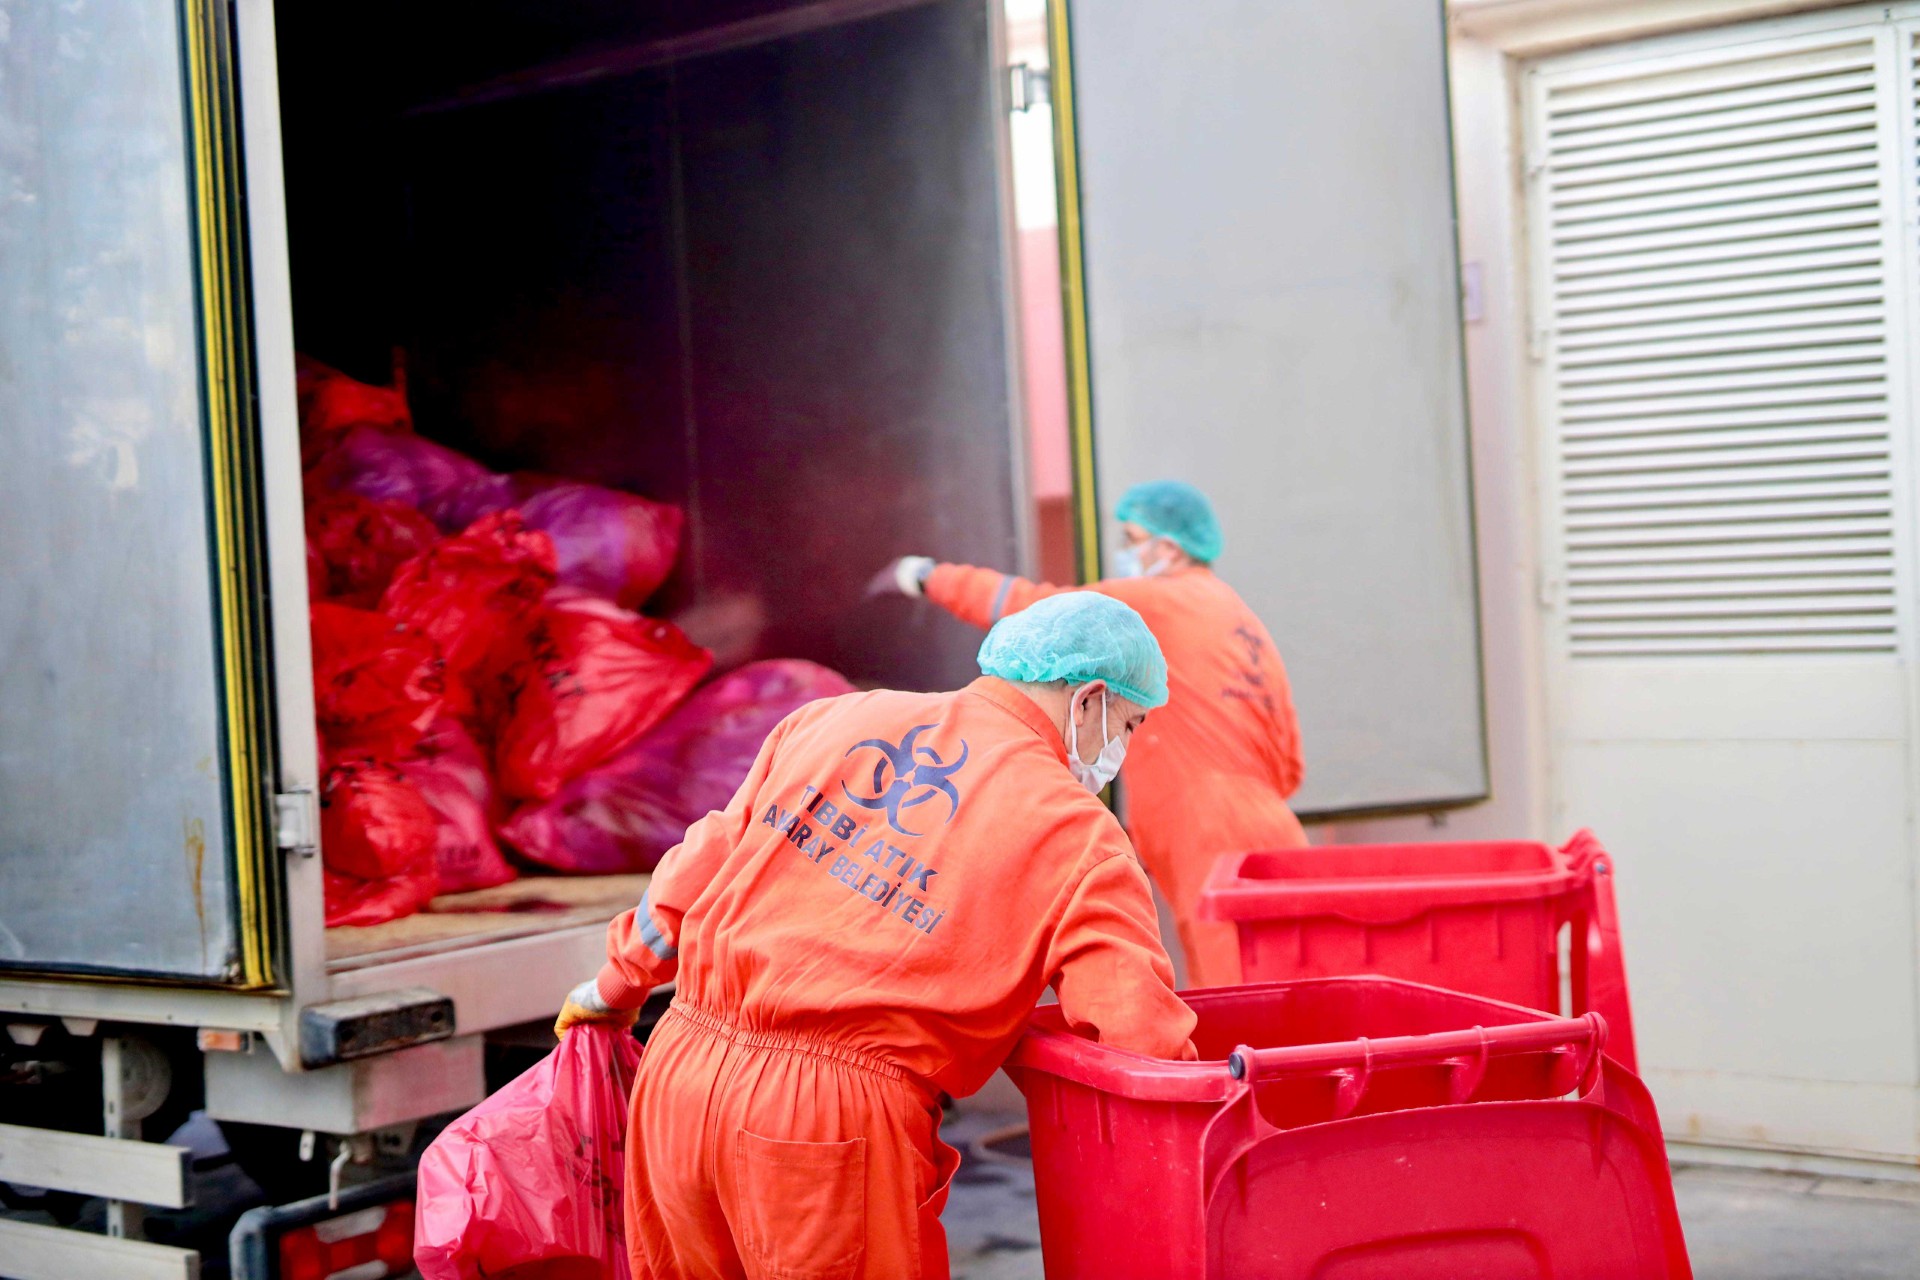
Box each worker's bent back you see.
[595,675,1195,1279]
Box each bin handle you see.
[1226,1013,1607,1100]
[1444,1026,1491,1103]
[1559,830,1639,1075]
[1563,827,1605,875]
[1203,1015,1608,1219]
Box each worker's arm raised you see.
[1045,852,1199,1062]
[923,563,1073,628]
[592,716,793,1010]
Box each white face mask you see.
[1111,542,1169,579]
[1066,683,1128,794]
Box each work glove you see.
[866,555,935,599]
[554,977,639,1038]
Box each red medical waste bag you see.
[309,603,445,763]
[414,1024,642,1280]
[500,660,854,873]
[320,761,438,882]
[306,491,441,609]
[399,719,517,896]
[492,592,712,803]
[381,512,558,725]
[319,762,439,927]
[322,865,440,930]
[296,357,411,470]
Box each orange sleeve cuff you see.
[596,962,651,1012]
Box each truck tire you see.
[218,1121,332,1202]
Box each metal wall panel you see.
[392,0,1020,690]
[675,0,1021,689]
[0,0,244,978]
[1065,0,1487,814]
[400,73,691,502]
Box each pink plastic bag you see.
[312,425,496,528]
[492,592,713,804]
[433,473,520,535]
[400,719,517,896]
[411,471,682,607]
[515,476,684,610]
[415,1024,641,1280]
[501,660,854,874]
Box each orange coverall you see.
[594,676,1196,1280]
[924,563,1306,986]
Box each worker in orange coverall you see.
[556,592,1197,1280]
[877,480,1306,987]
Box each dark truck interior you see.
[275,0,1032,694]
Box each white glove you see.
[566,978,613,1015]
[554,977,636,1036]
[868,556,936,599]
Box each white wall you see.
[1324,3,1920,1169]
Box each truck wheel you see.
[0,1182,89,1225]
[217,1122,332,1202]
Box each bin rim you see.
[1197,834,1597,923]
[1006,977,1568,1104]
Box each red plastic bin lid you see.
[1198,838,1585,923]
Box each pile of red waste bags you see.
[504,659,855,874]
[300,358,852,927]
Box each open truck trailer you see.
[0,0,1483,1273]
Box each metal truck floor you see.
[325,872,647,971]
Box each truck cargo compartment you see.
[278,0,1022,691]
[277,0,1027,959]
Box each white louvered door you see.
[1543,37,1899,657]
[1527,14,1920,1163]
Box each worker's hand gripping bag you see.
[415,1024,642,1280]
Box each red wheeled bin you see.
[1198,829,1638,1072]
[1006,978,1690,1280]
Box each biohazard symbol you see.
[842,724,969,837]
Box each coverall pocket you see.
[914,1136,964,1280]
[735,1129,868,1280]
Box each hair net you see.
[1114,480,1223,563]
[977,593,1169,710]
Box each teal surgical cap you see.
[1115,480,1223,563]
[977,592,1169,710]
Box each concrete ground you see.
[942,1111,1920,1280]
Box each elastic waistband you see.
[665,1000,928,1097]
